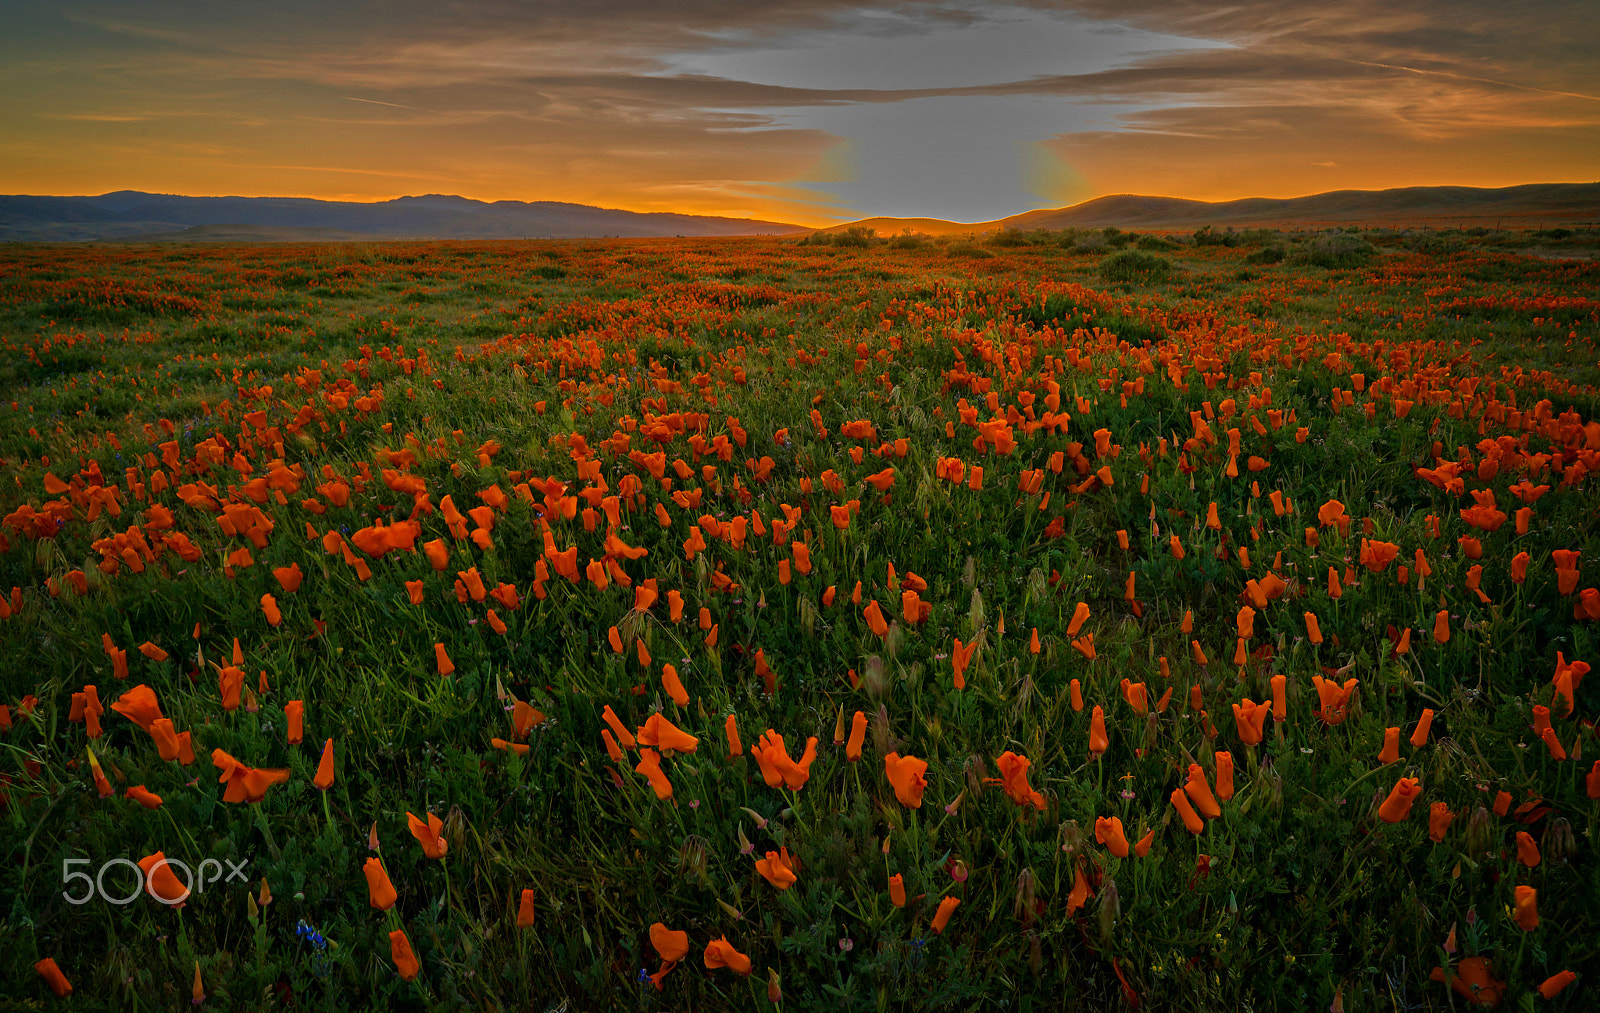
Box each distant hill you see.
[0,191,808,242]
[824,183,1600,235]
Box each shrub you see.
[1100,249,1174,283]
[1193,226,1240,247]
[1245,246,1286,265]
[1292,232,1377,269]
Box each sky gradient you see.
[4,0,1597,226]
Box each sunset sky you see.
[3,1,1597,226]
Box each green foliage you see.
[1099,250,1175,283]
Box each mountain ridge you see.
[0,191,809,242]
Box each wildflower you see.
[991,751,1045,810]
[1214,752,1234,801]
[704,936,753,975]
[314,739,336,790]
[407,811,448,858]
[931,896,961,933]
[364,858,397,909]
[1377,777,1422,823]
[390,929,420,981]
[34,958,71,998]
[1184,764,1221,818]
[139,851,190,906]
[1513,885,1538,930]
[888,873,906,907]
[126,785,163,809]
[1088,706,1108,756]
[755,847,798,890]
[884,752,928,808]
[1429,802,1454,842]
[1538,971,1577,999]
[1409,709,1435,748]
[846,710,867,761]
[1095,816,1130,858]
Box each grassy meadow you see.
[1,224,1598,1010]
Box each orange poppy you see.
[1538,971,1576,999]
[1184,764,1221,818]
[435,643,454,676]
[34,957,72,997]
[704,936,753,975]
[261,593,282,627]
[650,922,689,962]
[1311,675,1358,725]
[110,683,164,731]
[364,857,398,909]
[1088,705,1108,756]
[888,873,907,907]
[284,700,305,744]
[139,851,190,905]
[314,739,336,790]
[931,895,961,934]
[951,637,978,690]
[1428,802,1454,842]
[1409,708,1435,747]
[1214,751,1235,800]
[638,712,699,753]
[1270,674,1287,721]
[661,664,689,706]
[884,752,928,808]
[126,785,163,809]
[991,751,1045,810]
[1429,956,1504,1006]
[863,600,889,638]
[635,747,674,799]
[273,563,303,593]
[1432,610,1450,643]
[1232,699,1269,746]
[407,811,449,858]
[1515,830,1540,867]
[1514,885,1538,930]
[1377,777,1421,823]
[1378,727,1400,764]
[602,705,637,748]
[1095,816,1130,857]
[390,929,421,981]
[1170,788,1204,834]
[518,890,537,929]
[846,710,867,762]
[755,847,799,890]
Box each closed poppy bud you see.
[1428,802,1453,842]
[863,600,889,638]
[846,710,867,762]
[602,705,636,748]
[1587,760,1600,799]
[138,642,169,662]
[261,594,282,627]
[1185,764,1221,818]
[314,738,335,790]
[126,785,163,809]
[1134,828,1155,857]
[1510,551,1530,584]
[283,700,305,744]
[1214,752,1235,800]
[34,957,72,997]
[1067,601,1091,637]
[1088,706,1108,756]
[662,664,689,706]
[1514,885,1538,930]
[1304,612,1323,645]
[517,889,536,928]
[1236,606,1255,639]
[390,929,420,981]
[1070,679,1083,712]
[1538,971,1577,999]
[435,642,454,676]
[755,847,798,890]
[723,713,742,758]
[1270,674,1287,721]
[931,896,961,934]
[1171,788,1204,834]
[1409,709,1434,748]
[1190,640,1208,666]
[1433,610,1450,643]
[602,729,625,762]
[1515,830,1541,867]
[364,858,398,909]
[888,873,906,907]
[1377,777,1422,823]
[768,968,783,1003]
[1378,727,1400,764]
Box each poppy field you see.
[2,226,1599,1010]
